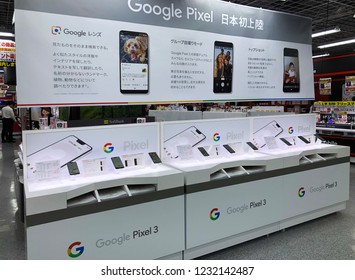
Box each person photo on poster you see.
[283,48,300,93]
[213,41,233,93]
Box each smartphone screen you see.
[283,48,300,92]
[298,136,311,144]
[246,142,258,151]
[67,161,80,175]
[213,41,233,93]
[111,156,125,169]
[148,152,162,164]
[27,135,92,175]
[279,137,293,146]
[253,121,283,149]
[223,144,236,154]
[198,147,210,157]
[120,30,149,94]
[163,126,206,159]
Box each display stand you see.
[161,116,349,259]
[22,123,185,260]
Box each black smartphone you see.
[280,137,293,146]
[119,30,149,94]
[67,161,80,175]
[314,134,326,143]
[223,144,236,154]
[148,152,162,164]
[198,147,210,157]
[298,136,311,144]
[283,48,300,93]
[246,141,258,151]
[111,156,124,169]
[213,41,233,93]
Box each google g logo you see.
[67,241,84,258]
[298,187,305,197]
[103,143,114,153]
[288,127,294,134]
[213,133,220,142]
[51,26,61,35]
[210,208,220,221]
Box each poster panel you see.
[319,77,331,95]
[15,0,314,106]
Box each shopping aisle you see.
[0,139,354,260]
[0,138,25,259]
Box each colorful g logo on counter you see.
[51,26,61,35]
[213,133,221,142]
[103,143,114,153]
[298,187,306,197]
[210,208,220,220]
[288,127,294,134]
[67,241,84,258]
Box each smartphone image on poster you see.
[27,135,92,174]
[213,41,233,93]
[253,121,283,149]
[163,126,206,159]
[283,48,300,92]
[119,30,149,94]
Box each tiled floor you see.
[0,136,354,259]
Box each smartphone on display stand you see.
[163,126,206,159]
[148,152,162,164]
[298,135,311,144]
[198,147,210,157]
[279,137,293,146]
[111,156,125,169]
[283,48,300,93]
[67,161,80,175]
[213,41,233,93]
[119,30,149,94]
[246,141,258,151]
[223,144,236,154]
[253,121,283,149]
[27,135,92,175]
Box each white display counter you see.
[21,115,350,260]
[161,115,350,259]
[22,123,185,260]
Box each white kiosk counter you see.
[22,123,185,260]
[161,116,350,259]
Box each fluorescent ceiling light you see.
[0,32,15,38]
[312,27,340,38]
[312,53,330,59]
[318,38,355,49]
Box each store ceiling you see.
[0,0,355,56]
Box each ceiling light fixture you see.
[318,38,355,49]
[312,53,330,59]
[0,32,15,38]
[312,26,340,38]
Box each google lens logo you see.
[298,187,306,197]
[103,143,114,153]
[288,127,294,134]
[51,26,61,35]
[67,241,84,258]
[210,208,220,221]
[213,133,220,142]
